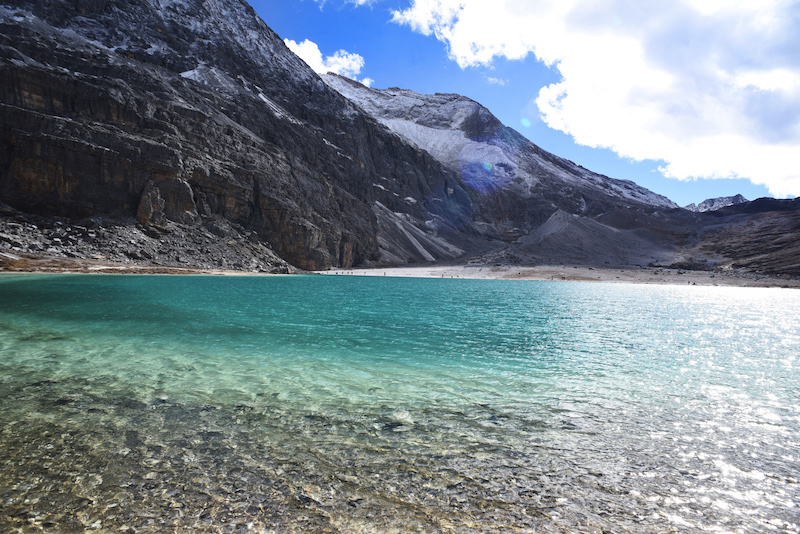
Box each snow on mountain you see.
[323,74,678,210]
[684,194,749,212]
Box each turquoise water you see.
[0,274,798,533]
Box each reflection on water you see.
[0,274,798,532]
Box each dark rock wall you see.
[0,0,473,270]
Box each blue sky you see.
[249,0,800,207]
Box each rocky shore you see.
[3,204,797,288]
[2,205,796,289]
[0,205,294,274]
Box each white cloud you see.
[486,77,507,86]
[392,0,800,197]
[284,38,373,86]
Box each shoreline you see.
[0,252,283,276]
[317,264,800,289]
[2,252,798,288]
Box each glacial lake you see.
[0,274,798,533]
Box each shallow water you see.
[0,274,798,533]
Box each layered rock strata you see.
[0,0,472,270]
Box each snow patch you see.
[322,138,352,160]
[179,64,243,96]
[146,43,166,55]
[685,194,748,212]
[180,68,202,81]
[382,118,467,166]
[257,93,303,125]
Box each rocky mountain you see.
[323,74,696,269]
[324,75,677,211]
[1,0,798,277]
[685,194,749,213]
[679,197,800,275]
[0,0,475,271]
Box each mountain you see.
[322,74,698,268]
[323,75,677,211]
[1,0,798,277]
[685,194,749,212]
[680,197,800,275]
[321,75,800,276]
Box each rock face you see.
[0,0,472,270]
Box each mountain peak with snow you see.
[323,73,678,212]
[684,194,749,212]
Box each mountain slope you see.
[323,74,692,267]
[323,74,677,211]
[682,198,800,275]
[322,75,800,276]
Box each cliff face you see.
[0,0,472,270]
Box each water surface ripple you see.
[0,274,798,533]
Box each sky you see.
[248,0,800,207]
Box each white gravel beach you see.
[317,264,800,288]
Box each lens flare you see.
[458,135,517,194]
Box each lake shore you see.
[0,252,282,276]
[2,251,798,288]
[317,264,800,288]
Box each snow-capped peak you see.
[684,194,749,212]
[323,74,678,209]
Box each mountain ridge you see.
[323,73,678,211]
[320,74,799,276]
